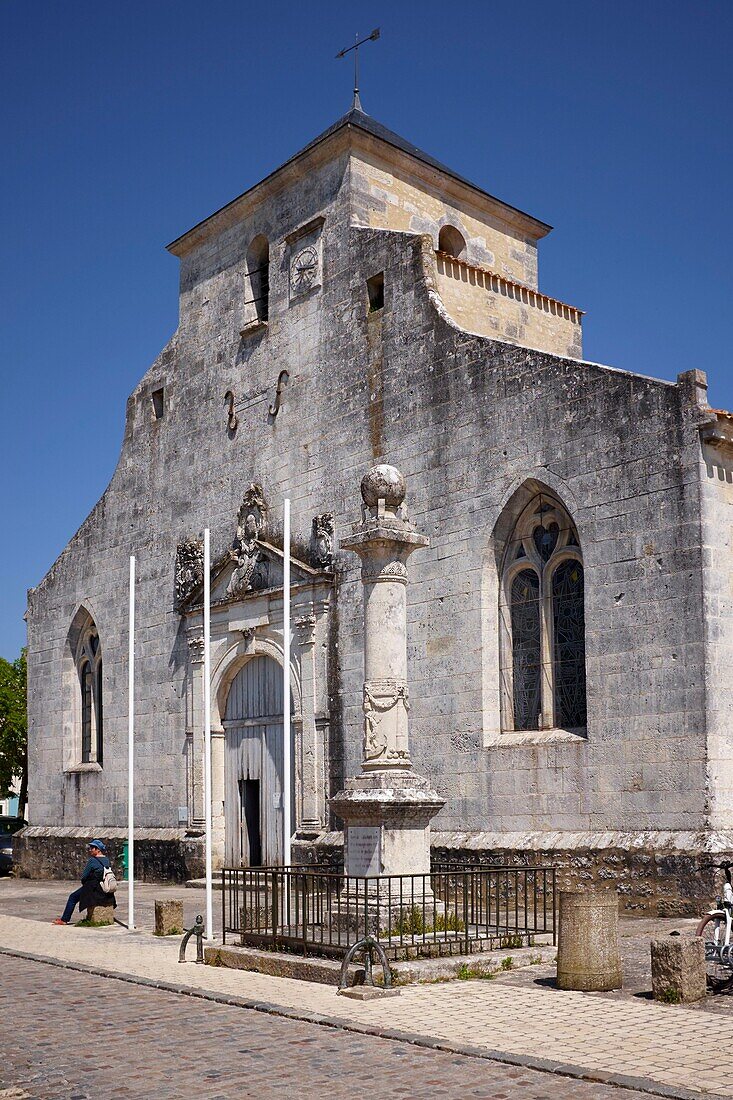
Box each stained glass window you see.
[81,661,93,762]
[96,660,104,766]
[500,491,587,734]
[510,569,541,731]
[552,560,587,728]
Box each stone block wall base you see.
[15,829,205,884]
[651,937,706,1003]
[431,836,733,918]
[290,836,342,871]
[294,834,733,918]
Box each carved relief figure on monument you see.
[226,485,268,599]
[311,512,334,567]
[363,681,411,765]
[174,540,204,609]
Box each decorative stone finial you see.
[360,464,406,518]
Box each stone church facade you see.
[21,108,733,912]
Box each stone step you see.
[204,940,556,986]
[185,878,222,891]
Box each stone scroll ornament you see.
[311,512,334,567]
[174,540,204,609]
[226,484,268,599]
[362,680,411,764]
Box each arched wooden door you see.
[223,656,294,866]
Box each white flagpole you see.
[283,499,291,867]
[127,555,135,931]
[203,528,213,941]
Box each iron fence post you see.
[552,867,557,945]
[302,873,308,956]
[463,872,470,954]
[222,869,227,945]
[271,870,278,949]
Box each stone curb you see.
[0,946,716,1100]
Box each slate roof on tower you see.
[167,107,552,256]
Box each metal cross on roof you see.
[336,28,380,112]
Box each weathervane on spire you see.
[336,28,380,112]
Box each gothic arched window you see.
[76,621,103,764]
[499,492,586,732]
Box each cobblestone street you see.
[0,954,648,1100]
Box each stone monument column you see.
[330,465,444,880]
[186,631,206,827]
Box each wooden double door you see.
[223,655,294,866]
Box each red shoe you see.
[51,918,68,925]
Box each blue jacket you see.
[80,855,110,884]
[78,854,116,911]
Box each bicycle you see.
[696,861,733,980]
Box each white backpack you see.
[100,865,118,894]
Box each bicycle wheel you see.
[696,913,730,982]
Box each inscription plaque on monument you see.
[348,826,382,877]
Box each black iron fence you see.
[222,864,556,960]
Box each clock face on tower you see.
[290,245,319,292]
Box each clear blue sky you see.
[2,1,731,660]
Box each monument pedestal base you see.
[330,769,445,880]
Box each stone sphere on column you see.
[361,465,406,515]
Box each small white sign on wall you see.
[272,792,282,810]
[348,826,382,877]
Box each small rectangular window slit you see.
[367,272,384,313]
[151,387,165,420]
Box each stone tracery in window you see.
[499,492,586,733]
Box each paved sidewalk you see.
[0,912,731,1098]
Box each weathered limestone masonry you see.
[21,107,733,909]
[435,253,583,358]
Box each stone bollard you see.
[85,906,114,926]
[651,937,706,1004]
[556,890,622,991]
[155,899,184,936]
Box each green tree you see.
[0,649,27,819]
